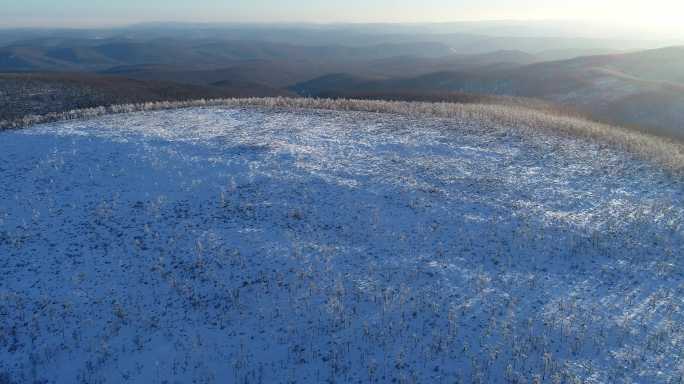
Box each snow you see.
[0,106,682,383]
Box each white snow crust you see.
[1,106,682,383]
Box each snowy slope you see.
[0,106,682,383]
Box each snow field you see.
[0,106,682,383]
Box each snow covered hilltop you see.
[3,97,683,171]
[1,101,683,383]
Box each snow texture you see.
[1,106,683,383]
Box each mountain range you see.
[292,46,684,138]
[1,23,683,138]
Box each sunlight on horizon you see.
[1,0,683,37]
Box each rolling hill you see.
[99,49,537,90]
[293,46,684,138]
[0,38,454,73]
[2,25,684,140]
[0,73,290,125]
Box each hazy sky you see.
[2,0,683,30]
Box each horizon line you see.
[0,18,667,30]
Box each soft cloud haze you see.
[1,0,683,36]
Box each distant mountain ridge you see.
[292,46,684,138]
[0,39,454,72]
[1,24,683,139]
